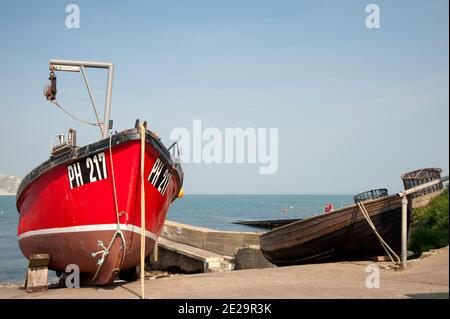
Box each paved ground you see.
[1,246,448,299]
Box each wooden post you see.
[24,254,50,293]
[140,124,146,299]
[152,241,159,263]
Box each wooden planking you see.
[25,254,50,293]
[260,195,403,250]
[259,194,411,265]
[262,211,405,265]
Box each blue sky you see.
[0,0,448,194]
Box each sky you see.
[0,0,448,194]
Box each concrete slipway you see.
[0,246,447,299]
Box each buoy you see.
[178,188,185,198]
[324,203,334,213]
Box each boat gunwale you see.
[16,128,183,207]
[260,204,404,253]
[259,194,403,246]
[259,198,410,265]
[263,211,403,265]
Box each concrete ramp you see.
[160,220,260,256]
[150,221,274,273]
[154,237,234,273]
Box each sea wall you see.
[160,220,260,256]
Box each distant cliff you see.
[0,175,22,195]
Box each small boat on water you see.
[259,192,410,266]
[16,60,183,285]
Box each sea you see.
[0,194,353,285]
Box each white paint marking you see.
[18,224,158,242]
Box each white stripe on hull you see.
[18,224,158,242]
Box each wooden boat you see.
[259,194,411,266]
[16,60,183,285]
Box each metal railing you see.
[398,174,448,269]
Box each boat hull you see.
[16,129,182,285]
[259,195,411,266]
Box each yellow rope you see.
[139,124,146,299]
[357,201,401,266]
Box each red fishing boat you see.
[16,60,183,285]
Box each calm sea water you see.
[0,196,25,285]
[0,194,353,284]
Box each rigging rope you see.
[357,201,401,266]
[51,99,103,127]
[91,133,126,282]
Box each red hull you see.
[16,129,182,285]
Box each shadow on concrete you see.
[90,281,142,298]
[406,292,449,299]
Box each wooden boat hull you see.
[259,195,410,265]
[16,128,183,285]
